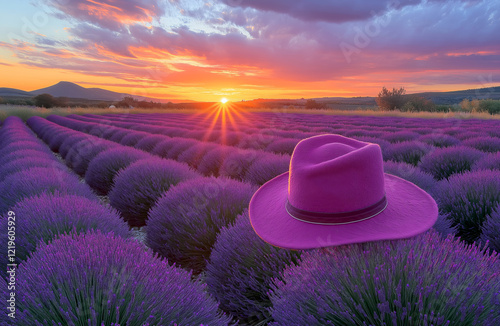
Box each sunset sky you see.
[1,0,499,102]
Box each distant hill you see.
[31,81,131,101]
[0,88,33,97]
[413,86,500,105]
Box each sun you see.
[220,97,228,104]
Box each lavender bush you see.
[419,146,484,180]
[147,177,256,274]
[220,150,259,181]
[134,134,168,152]
[119,131,150,146]
[0,157,66,183]
[206,211,301,324]
[197,146,232,176]
[15,232,231,325]
[266,138,300,155]
[0,194,129,278]
[480,206,500,253]
[383,131,419,143]
[270,229,500,326]
[0,149,55,168]
[418,133,461,148]
[85,147,151,195]
[473,152,500,171]
[434,170,500,243]
[65,139,113,176]
[246,153,290,186]
[383,161,436,192]
[385,141,432,166]
[109,158,198,226]
[0,167,95,215]
[463,136,500,153]
[177,142,218,169]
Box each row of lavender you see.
[18,113,500,324]
[43,114,500,250]
[63,113,500,181]
[0,117,234,324]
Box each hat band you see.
[285,196,388,225]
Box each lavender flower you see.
[206,211,301,324]
[109,158,198,226]
[473,152,500,171]
[270,229,500,326]
[85,147,152,195]
[134,134,168,151]
[266,138,300,155]
[385,141,432,166]
[246,153,290,186]
[419,146,484,180]
[0,193,129,278]
[15,232,231,325]
[383,160,436,192]
[434,170,500,243]
[418,134,461,148]
[463,136,500,153]
[480,205,500,253]
[147,177,256,274]
[0,167,96,215]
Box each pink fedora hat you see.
[249,134,438,249]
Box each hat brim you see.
[249,172,438,249]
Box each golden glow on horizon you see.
[220,97,228,104]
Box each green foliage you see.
[376,86,406,111]
[305,99,326,110]
[0,96,4,104]
[400,96,435,112]
[479,99,500,115]
[34,93,59,108]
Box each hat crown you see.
[288,135,385,214]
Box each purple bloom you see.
[480,206,500,253]
[418,133,461,148]
[473,152,500,171]
[0,157,67,183]
[385,141,432,166]
[220,149,259,181]
[266,138,300,155]
[134,134,168,152]
[177,142,219,169]
[0,149,55,168]
[197,146,232,177]
[206,211,301,324]
[15,232,231,325]
[59,134,93,158]
[65,138,114,176]
[147,177,256,274]
[119,131,150,146]
[246,153,290,186]
[434,170,500,243]
[419,146,484,180]
[0,193,129,278]
[463,136,500,153]
[0,167,96,215]
[270,229,500,326]
[109,158,198,226]
[383,161,436,192]
[85,147,152,195]
[383,131,420,143]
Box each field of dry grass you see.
[1,104,499,121]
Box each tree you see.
[34,93,59,108]
[376,87,406,111]
[401,96,435,112]
[305,99,326,110]
[0,96,4,104]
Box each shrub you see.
[59,134,92,158]
[65,139,114,176]
[34,93,59,108]
[177,142,218,169]
[15,232,231,325]
[134,134,168,152]
[151,137,182,158]
[46,130,76,152]
[220,150,259,181]
[147,177,256,274]
[108,129,130,142]
[197,146,232,176]
[0,149,55,168]
[266,138,299,155]
[480,206,500,253]
[418,134,460,148]
[473,152,500,171]
[383,161,436,192]
[164,138,200,160]
[385,141,432,166]
[246,153,290,186]
[206,211,301,324]
[432,213,458,239]
[478,99,500,115]
[0,194,129,278]
[109,158,198,226]
[434,170,500,243]
[0,157,66,183]
[419,145,484,180]
[0,167,95,215]
[85,147,151,195]
[270,229,500,326]
[382,131,419,143]
[119,131,150,146]
[0,141,51,157]
[463,136,500,153]
[376,86,406,111]
[355,136,392,159]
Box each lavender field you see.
[1,111,500,325]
